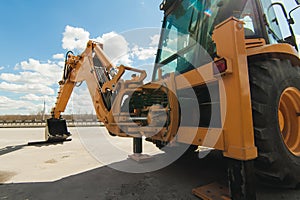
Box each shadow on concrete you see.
[0,140,72,157]
[0,152,225,200]
[0,145,27,156]
[0,152,299,200]
[27,139,72,147]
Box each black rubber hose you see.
[63,51,74,80]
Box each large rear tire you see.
[249,58,300,188]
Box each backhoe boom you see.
[46,40,146,140]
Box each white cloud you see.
[12,58,62,84]
[150,34,160,47]
[20,94,55,102]
[0,73,20,82]
[132,45,156,60]
[129,34,159,61]
[58,61,65,67]
[62,25,90,51]
[61,26,133,66]
[1,71,52,85]
[0,82,54,95]
[0,66,4,71]
[19,58,62,77]
[52,53,65,60]
[94,32,132,66]
[0,58,62,97]
[0,58,63,114]
[63,84,95,114]
[0,96,42,114]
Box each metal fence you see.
[0,119,103,128]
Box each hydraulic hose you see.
[63,51,74,80]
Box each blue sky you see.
[0,0,163,115]
[0,0,299,115]
[0,0,162,69]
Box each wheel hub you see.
[278,87,300,156]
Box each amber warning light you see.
[213,58,227,75]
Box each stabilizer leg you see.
[133,137,142,153]
[192,159,256,200]
[227,159,256,200]
[128,137,153,162]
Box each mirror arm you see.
[289,5,300,23]
[268,3,298,51]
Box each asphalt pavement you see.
[0,127,300,200]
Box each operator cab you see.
[153,0,300,80]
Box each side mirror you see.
[296,0,300,5]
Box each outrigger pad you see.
[46,118,70,137]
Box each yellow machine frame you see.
[50,17,299,162]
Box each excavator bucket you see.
[45,118,71,142]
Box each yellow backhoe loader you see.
[44,0,300,199]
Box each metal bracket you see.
[193,182,230,200]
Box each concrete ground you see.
[0,127,300,200]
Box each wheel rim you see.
[278,87,300,156]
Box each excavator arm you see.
[45,40,146,141]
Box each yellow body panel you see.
[169,17,257,160]
[247,43,299,59]
[213,18,257,160]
